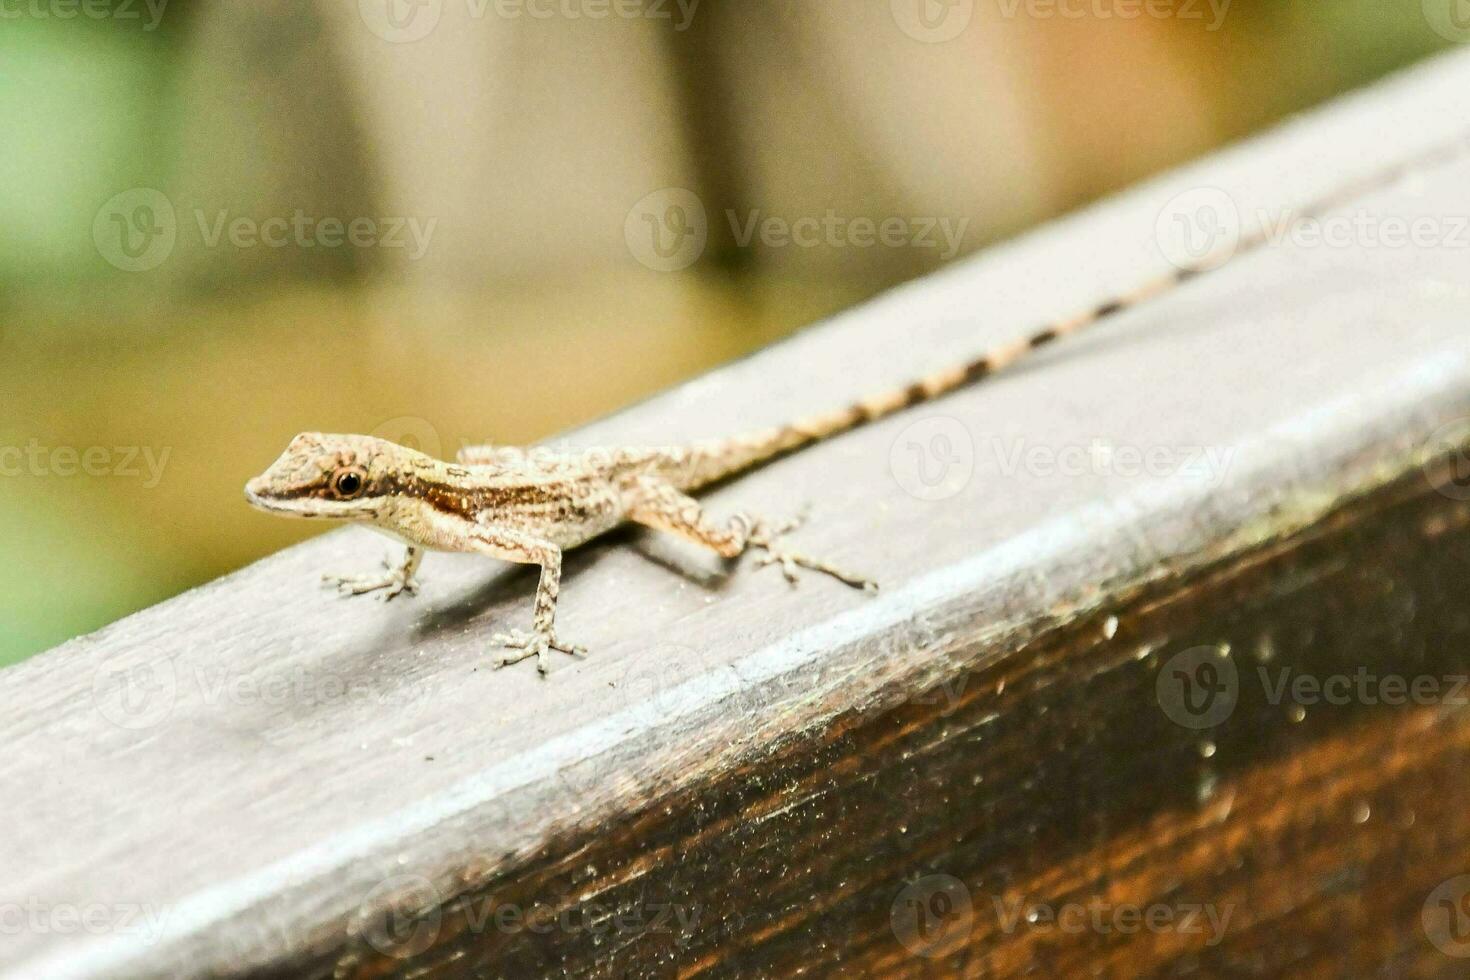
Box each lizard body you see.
[245,135,1470,673]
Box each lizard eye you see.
[332,468,366,499]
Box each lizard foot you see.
[322,558,421,601]
[492,629,587,676]
[744,512,878,593]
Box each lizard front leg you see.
[324,546,423,601]
[626,479,877,591]
[470,525,587,676]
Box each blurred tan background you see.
[0,0,1457,666]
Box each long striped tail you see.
[675,129,1470,492]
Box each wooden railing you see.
[6,49,1470,980]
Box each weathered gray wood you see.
[6,50,1470,979]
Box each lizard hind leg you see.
[627,480,877,592]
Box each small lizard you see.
[244,136,1469,674]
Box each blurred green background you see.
[0,0,1457,667]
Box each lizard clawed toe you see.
[752,545,877,592]
[323,574,420,600]
[377,578,420,601]
[492,629,588,676]
[322,558,421,601]
[744,514,877,593]
[754,550,803,585]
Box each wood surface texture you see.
[7,50,1470,980]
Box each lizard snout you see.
[243,477,267,504]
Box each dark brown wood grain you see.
[7,49,1470,980]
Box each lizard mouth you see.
[245,483,287,511]
[244,481,320,517]
[244,480,374,520]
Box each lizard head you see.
[244,433,424,521]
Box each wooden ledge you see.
[7,50,1470,979]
